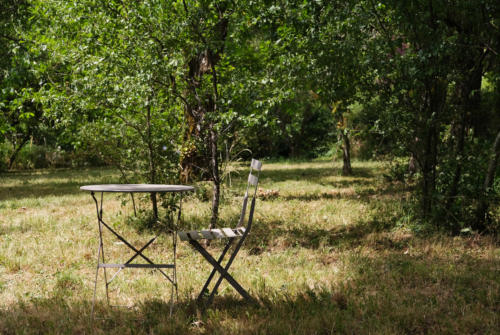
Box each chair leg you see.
[189,240,253,302]
[207,234,248,305]
[196,239,234,302]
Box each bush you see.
[384,156,413,183]
[126,194,179,234]
[17,145,49,169]
[0,141,110,171]
[0,143,8,172]
[7,144,75,170]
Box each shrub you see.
[7,144,75,170]
[0,143,8,172]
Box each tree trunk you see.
[7,136,29,169]
[209,123,220,229]
[341,130,352,175]
[180,52,211,183]
[420,80,446,218]
[177,3,228,230]
[145,102,158,219]
[475,129,500,230]
[447,67,482,213]
[408,153,417,175]
[421,130,437,217]
[179,6,228,184]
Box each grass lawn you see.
[0,160,499,334]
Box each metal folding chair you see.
[178,159,262,305]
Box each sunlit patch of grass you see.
[0,161,499,334]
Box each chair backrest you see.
[236,159,262,230]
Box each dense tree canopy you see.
[0,0,498,232]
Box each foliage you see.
[31,1,183,184]
[1,0,499,232]
[241,93,336,158]
[29,0,286,225]
[358,0,500,231]
[0,143,8,172]
[0,0,55,168]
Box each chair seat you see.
[178,227,246,241]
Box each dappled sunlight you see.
[0,168,119,201]
[1,238,498,334]
[1,162,499,333]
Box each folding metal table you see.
[80,184,194,319]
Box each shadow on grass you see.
[248,165,375,184]
[1,248,498,334]
[279,190,362,202]
[0,181,85,201]
[273,180,409,204]
[250,192,403,252]
[248,218,388,252]
[0,168,119,201]
[0,167,115,180]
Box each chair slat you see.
[251,159,262,171]
[202,229,225,239]
[178,231,189,241]
[180,228,246,240]
[187,230,202,240]
[248,174,258,186]
[222,228,237,237]
[200,230,215,239]
[205,229,225,239]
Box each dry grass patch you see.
[0,160,498,334]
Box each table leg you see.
[91,227,101,321]
[169,193,183,315]
[91,192,110,322]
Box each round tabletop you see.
[80,184,195,193]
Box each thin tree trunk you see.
[420,79,446,219]
[447,67,482,212]
[206,42,224,230]
[475,129,500,229]
[8,136,29,169]
[178,2,228,230]
[408,153,417,175]
[422,122,439,218]
[447,115,465,204]
[209,123,220,230]
[145,101,158,219]
[341,131,352,175]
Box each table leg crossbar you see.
[90,192,178,321]
[106,236,157,285]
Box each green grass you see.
[0,161,498,334]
